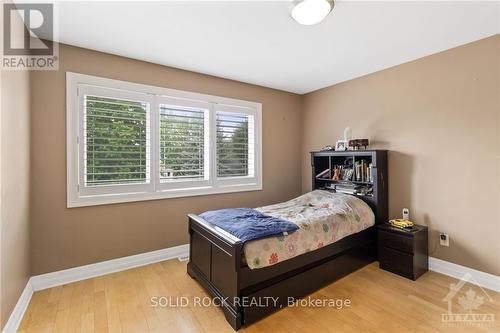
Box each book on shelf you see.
[354,160,373,183]
[324,182,374,196]
[341,167,354,181]
[315,168,330,179]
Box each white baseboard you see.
[3,248,497,332]
[30,244,189,291]
[2,279,33,333]
[2,244,189,333]
[429,257,500,292]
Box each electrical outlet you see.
[440,233,449,247]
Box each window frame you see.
[156,96,211,191]
[77,84,154,197]
[214,103,258,186]
[67,72,262,208]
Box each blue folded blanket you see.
[199,208,298,243]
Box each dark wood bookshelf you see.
[311,149,388,225]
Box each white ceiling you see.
[49,1,499,94]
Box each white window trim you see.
[77,84,154,197]
[214,103,258,186]
[66,72,262,208]
[156,96,212,191]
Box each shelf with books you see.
[323,182,374,197]
[311,150,388,224]
[353,158,373,183]
[352,180,373,185]
[315,178,372,185]
[315,161,373,183]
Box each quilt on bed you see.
[244,190,375,269]
[199,208,298,242]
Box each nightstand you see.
[377,223,428,280]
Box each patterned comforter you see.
[243,190,375,269]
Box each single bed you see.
[244,190,375,269]
[187,150,388,330]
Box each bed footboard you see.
[187,214,376,331]
[187,214,243,329]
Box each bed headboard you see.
[310,150,388,225]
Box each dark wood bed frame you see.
[187,150,388,330]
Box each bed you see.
[243,190,375,269]
[187,150,388,330]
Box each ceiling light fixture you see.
[291,0,334,26]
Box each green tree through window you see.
[85,98,251,186]
[159,106,205,180]
[85,96,148,186]
[217,112,249,177]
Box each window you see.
[216,109,254,178]
[157,98,211,190]
[67,73,262,207]
[85,96,149,186]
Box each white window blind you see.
[84,95,150,186]
[67,73,261,207]
[216,111,254,178]
[159,104,208,182]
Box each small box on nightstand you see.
[377,223,428,280]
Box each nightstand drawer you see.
[378,246,414,279]
[378,230,413,253]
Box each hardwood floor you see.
[18,260,499,333]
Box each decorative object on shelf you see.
[333,126,353,151]
[332,166,341,181]
[348,139,369,150]
[343,126,352,141]
[341,167,354,181]
[335,140,348,151]
[320,145,335,151]
[330,163,354,182]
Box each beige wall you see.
[1,69,31,329]
[22,35,500,278]
[30,44,302,275]
[301,35,500,275]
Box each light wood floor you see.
[18,260,499,333]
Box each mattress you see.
[243,190,375,269]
